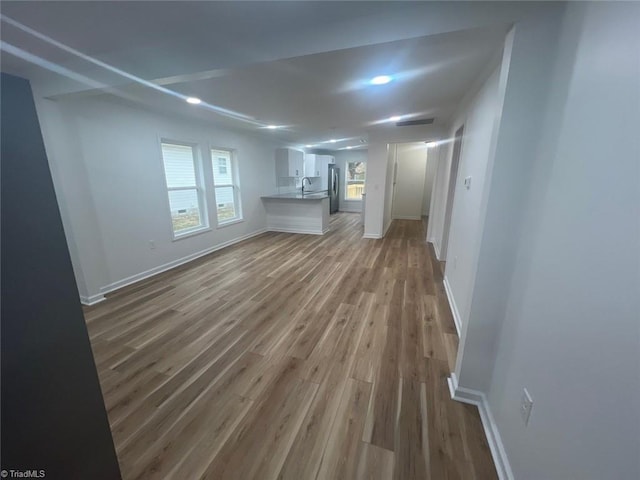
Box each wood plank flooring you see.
[84,213,497,480]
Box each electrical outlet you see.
[464,176,472,190]
[520,388,533,425]
[149,240,156,250]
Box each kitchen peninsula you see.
[261,192,330,235]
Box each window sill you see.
[172,226,212,242]
[217,218,244,229]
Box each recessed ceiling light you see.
[305,144,313,148]
[186,97,201,105]
[346,146,353,149]
[370,75,393,85]
[329,139,337,143]
[425,141,438,147]
[389,115,402,122]
[267,125,278,129]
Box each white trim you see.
[447,373,514,480]
[159,139,211,241]
[362,233,382,239]
[432,240,441,260]
[210,145,243,225]
[339,208,362,213]
[98,228,267,296]
[392,215,422,220]
[216,218,244,229]
[443,275,462,337]
[80,293,106,306]
[172,226,212,241]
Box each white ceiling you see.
[0,1,515,150]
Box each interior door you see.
[392,143,428,220]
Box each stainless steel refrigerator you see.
[328,164,339,214]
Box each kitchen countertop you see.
[261,191,329,200]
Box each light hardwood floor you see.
[84,213,497,480]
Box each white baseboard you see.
[392,215,422,220]
[339,208,362,213]
[96,228,267,298]
[432,240,441,260]
[448,373,514,480]
[443,275,462,337]
[80,293,106,306]
[362,233,382,239]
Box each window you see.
[211,149,241,224]
[160,141,208,237]
[345,161,366,200]
[217,158,227,175]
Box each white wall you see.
[483,3,640,479]
[424,46,505,334]
[35,95,282,302]
[333,149,367,213]
[427,38,506,260]
[454,7,566,393]
[443,3,640,478]
[441,65,502,333]
[363,142,389,239]
[35,96,111,302]
[391,142,429,220]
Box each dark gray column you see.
[1,73,121,479]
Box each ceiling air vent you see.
[395,118,435,127]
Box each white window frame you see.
[159,139,210,240]
[344,161,366,201]
[210,147,242,226]
[217,157,228,175]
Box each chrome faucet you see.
[301,177,312,193]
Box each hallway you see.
[85,213,497,479]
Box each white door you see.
[392,143,428,220]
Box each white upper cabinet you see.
[275,148,304,178]
[303,154,334,190]
[315,155,335,190]
[304,154,321,177]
